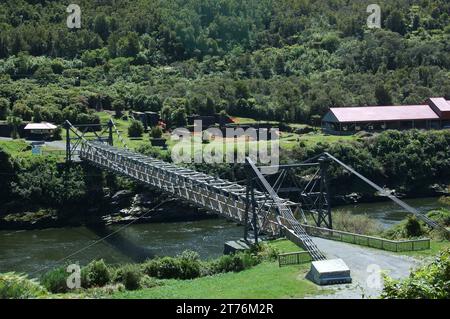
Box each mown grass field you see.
[112,261,321,299]
[111,238,325,299]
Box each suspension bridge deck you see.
[79,140,326,260]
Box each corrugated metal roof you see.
[329,105,439,123]
[24,122,57,130]
[428,97,450,112]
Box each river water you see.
[0,197,443,275]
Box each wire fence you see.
[301,224,431,252]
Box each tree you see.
[150,126,163,139]
[0,34,9,58]
[117,33,140,57]
[0,98,10,120]
[172,107,187,127]
[310,114,321,128]
[112,100,124,118]
[128,120,144,138]
[375,85,393,105]
[6,116,22,139]
[0,149,15,203]
[161,98,188,127]
[93,14,110,41]
[274,54,285,75]
[385,10,407,35]
[11,159,85,207]
[12,102,33,121]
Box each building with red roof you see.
[322,97,450,134]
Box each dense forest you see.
[0,0,449,126]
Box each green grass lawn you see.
[267,238,303,253]
[111,239,323,299]
[112,261,322,299]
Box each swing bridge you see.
[63,119,446,280]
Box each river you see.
[0,197,443,275]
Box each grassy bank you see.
[0,239,327,299]
[112,261,320,299]
[112,238,322,299]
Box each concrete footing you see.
[307,258,352,285]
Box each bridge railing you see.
[301,224,430,252]
[278,251,312,267]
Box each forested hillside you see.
[0,0,449,125]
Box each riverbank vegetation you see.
[382,248,450,299]
[0,239,322,299]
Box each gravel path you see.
[308,237,422,299]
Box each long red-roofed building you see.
[322,97,450,134]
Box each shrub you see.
[0,272,47,299]
[383,216,428,240]
[240,252,260,269]
[140,275,163,289]
[332,210,382,235]
[150,126,163,139]
[212,254,245,273]
[404,216,425,238]
[382,248,450,299]
[40,266,70,293]
[142,251,203,280]
[142,257,181,279]
[81,259,111,288]
[154,257,181,279]
[142,259,159,277]
[177,250,201,279]
[113,264,142,290]
[128,120,144,138]
[254,243,279,261]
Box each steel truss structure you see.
[243,156,333,241]
[64,119,448,261]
